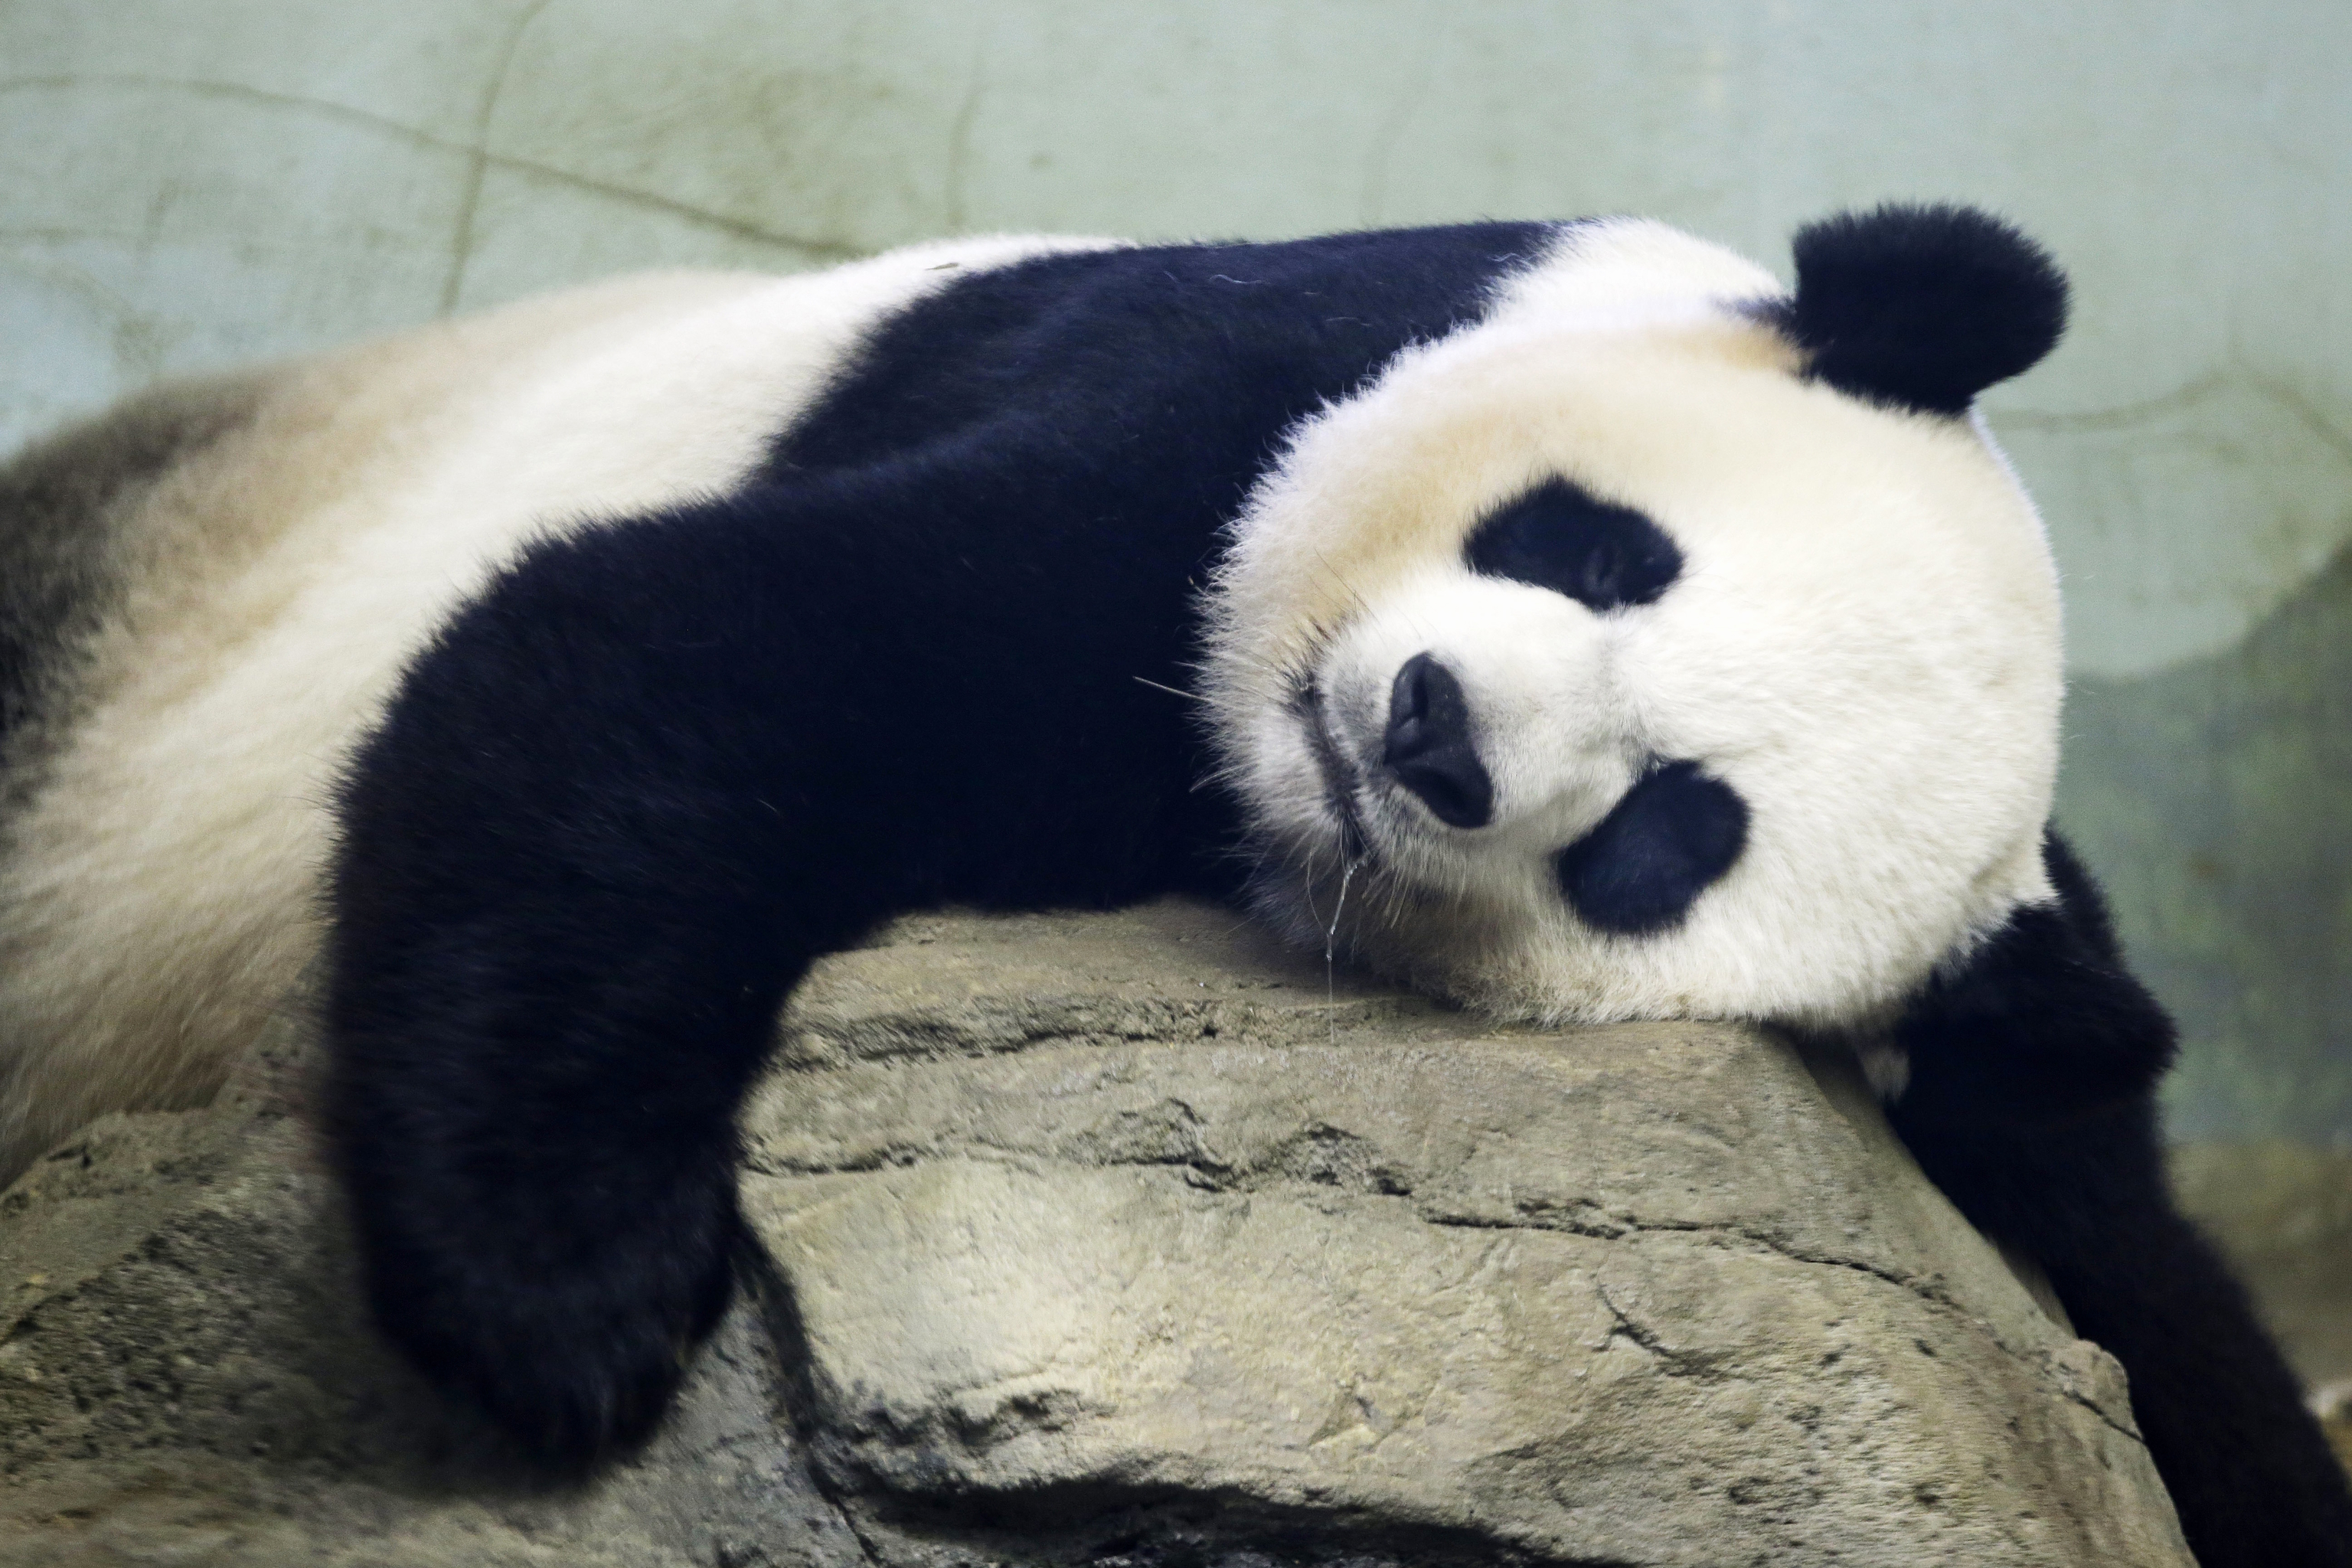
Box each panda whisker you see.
[1309,550,1377,619]
[1132,675,1204,704]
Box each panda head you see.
[1203,204,2069,1031]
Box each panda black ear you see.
[1778,204,2068,416]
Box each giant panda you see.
[0,206,2344,1565]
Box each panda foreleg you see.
[326,569,858,1459]
[323,485,1208,1462]
[1886,835,2352,1567]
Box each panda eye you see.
[1462,478,1683,610]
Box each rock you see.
[0,899,2193,1566]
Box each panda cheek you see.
[1555,761,1749,936]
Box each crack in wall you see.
[440,0,557,315]
[1995,367,2352,468]
[941,39,986,235]
[0,74,866,271]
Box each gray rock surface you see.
[0,899,2193,1566]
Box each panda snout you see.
[1383,653,1494,828]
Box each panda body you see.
[1,209,2345,1565]
[0,234,1099,1172]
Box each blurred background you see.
[3,0,2347,1386]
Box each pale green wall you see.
[4,1,2346,1139]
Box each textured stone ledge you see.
[0,900,2191,1566]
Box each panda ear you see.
[1776,204,2068,416]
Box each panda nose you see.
[1383,653,1494,828]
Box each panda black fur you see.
[0,207,2345,1565]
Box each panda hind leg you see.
[1894,1097,2352,1568]
[1886,832,2352,1566]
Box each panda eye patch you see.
[1462,478,1682,610]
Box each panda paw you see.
[350,1152,743,1465]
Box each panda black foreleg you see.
[325,487,1215,1462]
[1886,835,2352,1566]
[327,568,873,1459]
[328,871,823,1462]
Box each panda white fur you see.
[0,207,2343,1564]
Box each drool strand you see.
[1325,852,1365,1044]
